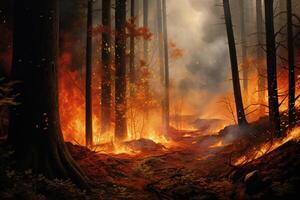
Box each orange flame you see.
[234,127,300,166]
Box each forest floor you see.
[67,116,300,200]
[1,116,300,200]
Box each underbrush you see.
[0,144,94,200]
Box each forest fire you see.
[234,126,300,166]
[58,51,169,152]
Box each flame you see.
[58,49,169,153]
[209,140,226,148]
[234,127,300,165]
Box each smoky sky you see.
[167,0,230,112]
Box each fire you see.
[58,51,169,152]
[209,140,225,148]
[234,126,300,165]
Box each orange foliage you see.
[169,41,184,59]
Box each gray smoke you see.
[166,0,231,114]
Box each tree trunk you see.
[239,0,248,97]
[162,0,170,134]
[287,0,296,126]
[223,0,248,126]
[8,0,88,187]
[101,0,112,133]
[264,0,281,136]
[143,0,149,63]
[256,0,266,115]
[157,0,165,130]
[115,0,127,141]
[86,0,93,147]
[129,0,136,87]
[157,0,164,85]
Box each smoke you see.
[166,0,231,115]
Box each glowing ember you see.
[234,127,300,166]
[209,140,225,148]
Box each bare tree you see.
[101,0,112,133]
[129,0,136,88]
[256,0,266,115]
[264,0,281,136]
[162,0,170,134]
[223,0,248,126]
[115,0,127,140]
[287,0,296,126]
[86,0,93,147]
[239,0,248,97]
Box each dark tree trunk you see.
[239,0,248,97]
[287,0,296,126]
[256,0,266,115]
[115,0,127,141]
[157,0,164,85]
[162,0,170,135]
[101,0,112,133]
[129,0,136,87]
[8,0,88,187]
[86,0,93,147]
[143,0,150,126]
[143,0,149,62]
[264,0,281,136]
[223,0,248,126]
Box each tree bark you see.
[8,0,88,187]
[223,0,248,126]
[157,0,165,130]
[86,0,93,147]
[157,0,164,85]
[129,0,136,87]
[101,0,112,133]
[264,0,281,136]
[256,0,266,115]
[162,0,170,134]
[239,0,248,97]
[287,0,296,126]
[115,0,127,141]
[143,0,149,63]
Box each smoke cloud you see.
[166,0,231,115]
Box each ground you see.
[1,117,300,200]
[67,118,300,200]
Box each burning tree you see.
[8,0,88,187]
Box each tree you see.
[8,0,88,187]
[162,0,170,134]
[115,0,127,141]
[129,0,136,88]
[86,0,93,147]
[256,0,266,115]
[143,0,149,63]
[157,0,165,130]
[264,0,281,136]
[223,0,248,126]
[157,0,164,85]
[101,0,112,133]
[239,0,248,97]
[287,0,296,126]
